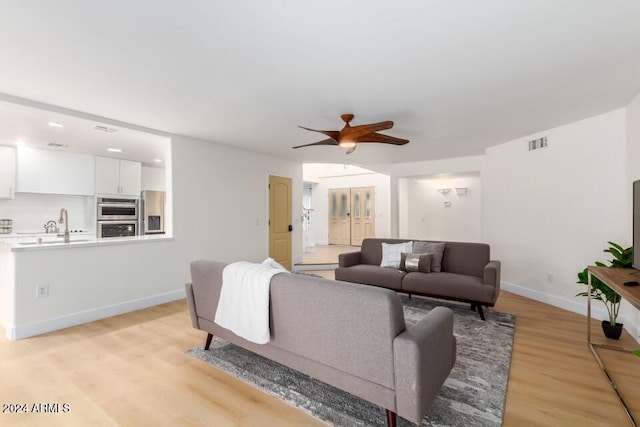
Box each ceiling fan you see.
[293,113,409,154]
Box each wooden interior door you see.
[269,175,292,270]
[350,187,375,246]
[328,188,351,245]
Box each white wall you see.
[483,109,628,315]
[379,155,485,178]
[303,164,391,245]
[171,135,303,264]
[382,155,485,238]
[0,193,94,232]
[6,135,303,338]
[402,173,482,242]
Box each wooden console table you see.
[588,266,640,426]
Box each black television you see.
[635,180,640,270]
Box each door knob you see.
[288,225,292,232]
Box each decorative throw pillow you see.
[400,252,432,273]
[380,241,413,268]
[412,241,446,272]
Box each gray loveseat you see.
[186,260,456,426]
[335,238,501,320]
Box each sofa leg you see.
[408,294,412,300]
[204,333,213,350]
[470,303,476,311]
[386,409,397,427]
[477,305,486,321]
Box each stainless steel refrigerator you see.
[141,190,166,235]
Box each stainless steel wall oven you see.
[98,221,138,238]
[97,197,139,238]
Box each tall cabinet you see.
[95,156,141,197]
[0,145,16,199]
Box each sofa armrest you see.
[484,260,501,304]
[393,307,456,425]
[339,251,361,267]
[483,260,501,286]
[185,283,200,329]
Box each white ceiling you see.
[0,1,639,166]
[0,99,170,167]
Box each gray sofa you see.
[186,260,456,427]
[335,238,501,320]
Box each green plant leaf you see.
[605,247,623,261]
[608,241,624,253]
[634,349,640,358]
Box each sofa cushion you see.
[380,241,413,268]
[440,242,490,278]
[360,238,414,265]
[412,241,446,272]
[400,252,432,273]
[335,264,406,290]
[401,272,495,304]
[268,273,406,390]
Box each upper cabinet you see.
[16,146,94,196]
[0,145,16,199]
[141,166,166,191]
[95,156,141,197]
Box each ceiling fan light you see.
[339,141,356,148]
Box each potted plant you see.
[576,241,633,340]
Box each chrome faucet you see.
[58,208,70,243]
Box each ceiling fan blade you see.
[346,145,357,155]
[342,121,394,140]
[292,138,339,149]
[352,132,409,145]
[298,126,340,141]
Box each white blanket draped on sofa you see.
[214,258,286,344]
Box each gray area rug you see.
[187,296,515,426]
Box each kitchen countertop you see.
[0,233,172,251]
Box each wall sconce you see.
[437,188,451,195]
[455,187,468,195]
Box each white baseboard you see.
[5,289,185,341]
[502,281,640,344]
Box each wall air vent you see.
[94,125,118,133]
[528,137,548,151]
[47,142,68,148]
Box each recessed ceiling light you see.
[107,148,122,153]
[49,122,64,128]
[154,158,162,163]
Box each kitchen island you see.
[0,233,180,340]
[1,233,169,251]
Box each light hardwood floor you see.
[1,277,639,426]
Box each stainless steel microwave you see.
[97,197,139,221]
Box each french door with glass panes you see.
[328,187,375,246]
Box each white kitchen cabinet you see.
[141,166,166,191]
[0,145,16,199]
[95,156,141,197]
[16,146,94,196]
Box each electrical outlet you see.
[36,284,49,298]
